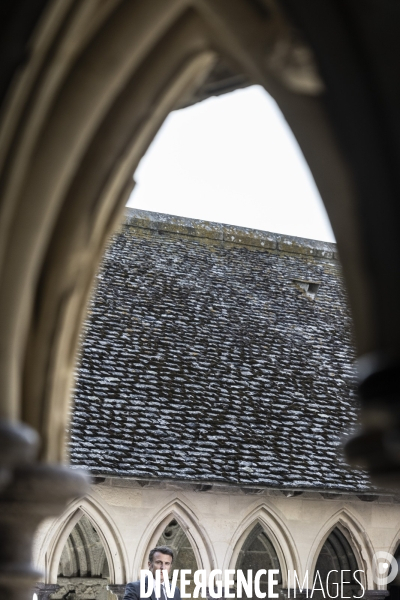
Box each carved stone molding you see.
[108,584,127,600]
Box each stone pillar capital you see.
[0,419,89,599]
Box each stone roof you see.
[69,209,372,493]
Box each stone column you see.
[0,419,88,600]
[108,584,127,599]
[33,583,60,600]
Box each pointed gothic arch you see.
[3,2,400,596]
[57,512,109,578]
[37,495,128,585]
[314,526,361,599]
[132,498,216,581]
[0,0,371,475]
[226,504,300,587]
[234,522,282,599]
[307,508,375,591]
[154,518,199,597]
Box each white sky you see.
[127,85,335,243]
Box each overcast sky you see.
[127,85,335,243]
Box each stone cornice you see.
[124,209,338,261]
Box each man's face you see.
[148,551,173,581]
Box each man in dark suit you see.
[123,546,181,600]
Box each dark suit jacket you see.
[123,578,181,600]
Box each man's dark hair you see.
[149,546,174,563]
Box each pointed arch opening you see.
[39,497,128,587]
[227,505,299,585]
[155,518,199,596]
[134,499,215,581]
[313,526,362,599]
[234,523,282,599]
[56,512,110,598]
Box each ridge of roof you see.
[124,208,338,261]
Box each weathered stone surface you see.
[69,209,371,492]
[51,578,108,600]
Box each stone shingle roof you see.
[70,209,372,492]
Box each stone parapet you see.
[124,209,339,261]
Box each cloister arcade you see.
[2,2,400,600]
[32,484,398,599]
